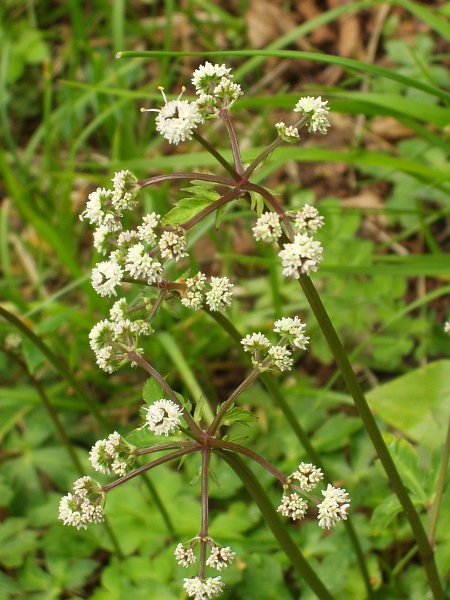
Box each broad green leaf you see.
[367,360,450,449]
[310,414,362,452]
[371,494,403,534]
[222,405,258,427]
[383,433,428,503]
[142,377,162,405]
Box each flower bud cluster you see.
[144,399,184,436]
[192,62,243,117]
[241,316,309,372]
[89,431,137,476]
[277,463,351,530]
[252,204,324,278]
[89,300,151,373]
[175,538,235,599]
[58,477,105,530]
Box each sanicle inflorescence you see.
[66,62,349,599]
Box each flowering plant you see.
[58,62,446,600]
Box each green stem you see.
[0,306,109,433]
[205,309,373,597]
[216,451,337,600]
[192,131,238,178]
[427,414,450,548]
[298,274,445,600]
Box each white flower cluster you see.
[317,484,351,529]
[277,463,350,530]
[275,121,300,143]
[241,316,309,373]
[175,541,235,572]
[278,233,323,278]
[58,477,104,530]
[288,462,324,492]
[183,576,225,600]
[252,205,324,279]
[144,399,183,436]
[89,307,151,373]
[192,62,243,117]
[277,493,308,520]
[294,96,330,134]
[142,87,204,145]
[80,170,139,231]
[252,212,283,243]
[89,431,136,476]
[444,321,450,335]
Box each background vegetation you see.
[1,0,450,598]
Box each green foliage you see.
[1,0,450,599]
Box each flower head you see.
[89,431,136,476]
[192,62,232,95]
[275,121,300,143]
[241,332,271,353]
[278,233,323,278]
[181,272,207,310]
[444,321,450,335]
[267,345,293,371]
[289,463,323,492]
[277,493,308,521]
[125,243,163,282]
[144,87,203,145]
[206,546,236,571]
[137,213,160,246]
[205,277,233,311]
[175,543,197,567]
[183,576,225,600]
[317,484,351,529]
[294,96,330,134]
[252,212,282,243]
[159,230,189,262]
[145,399,183,436]
[111,170,139,210]
[293,204,324,234]
[91,260,123,297]
[59,477,105,530]
[273,316,309,350]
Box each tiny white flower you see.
[317,484,351,529]
[93,224,115,255]
[252,212,283,243]
[91,261,123,297]
[205,277,233,311]
[241,332,271,352]
[137,213,160,245]
[125,243,163,282]
[275,121,300,143]
[289,463,323,492]
[192,62,232,94]
[80,188,111,226]
[145,399,183,436]
[111,170,139,210]
[109,298,128,323]
[143,87,203,145]
[278,233,323,278]
[159,230,189,262]
[206,546,236,571]
[444,321,450,335]
[59,477,105,530]
[267,345,293,371]
[277,493,308,521]
[174,543,197,567]
[294,96,330,134]
[273,316,309,350]
[293,204,324,234]
[213,77,243,108]
[181,272,207,310]
[183,576,225,600]
[89,319,115,352]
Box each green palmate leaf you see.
[142,377,162,405]
[161,183,221,226]
[221,405,259,427]
[161,197,214,225]
[367,360,450,450]
[371,494,403,534]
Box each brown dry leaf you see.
[340,191,384,210]
[246,0,297,48]
[370,116,416,142]
[293,0,334,45]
